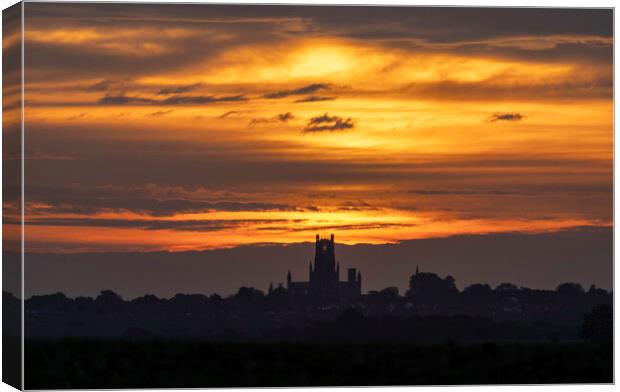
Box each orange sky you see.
[4,4,613,253]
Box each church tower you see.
[286,233,362,302]
[309,233,340,298]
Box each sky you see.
[2,5,613,294]
[22,227,612,298]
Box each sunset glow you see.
[7,4,612,253]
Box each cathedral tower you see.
[286,234,361,301]
[310,234,339,297]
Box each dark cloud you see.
[277,112,295,122]
[408,189,540,196]
[264,83,331,99]
[22,123,612,192]
[294,96,336,103]
[99,95,156,105]
[24,39,228,84]
[67,112,88,120]
[27,5,612,41]
[87,79,120,92]
[23,6,288,84]
[336,201,381,211]
[86,78,134,92]
[145,110,173,118]
[19,217,300,232]
[301,7,612,46]
[488,112,526,122]
[157,83,202,95]
[23,5,612,87]
[248,112,295,127]
[162,94,246,105]
[304,113,354,133]
[442,40,613,67]
[402,78,612,102]
[18,218,303,232]
[257,222,413,232]
[25,192,298,217]
[98,94,246,106]
[218,110,249,118]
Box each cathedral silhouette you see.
[286,234,362,301]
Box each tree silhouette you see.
[95,290,124,314]
[557,282,585,295]
[234,287,264,301]
[581,304,612,343]
[406,271,458,306]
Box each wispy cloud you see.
[264,83,331,99]
[162,95,246,105]
[67,112,88,120]
[157,83,202,95]
[86,78,131,92]
[26,195,298,217]
[488,112,526,122]
[98,94,246,106]
[218,110,251,119]
[145,109,173,117]
[99,95,155,105]
[303,113,354,132]
[408,189,541,196]
[294,96,336,103]
[21,217,300,232]
[248,112,295,127]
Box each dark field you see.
[25,339,612,388]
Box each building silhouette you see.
[286,234,361,301]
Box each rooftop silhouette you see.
[16,234,610,342]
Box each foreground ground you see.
[25,339,612,388]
